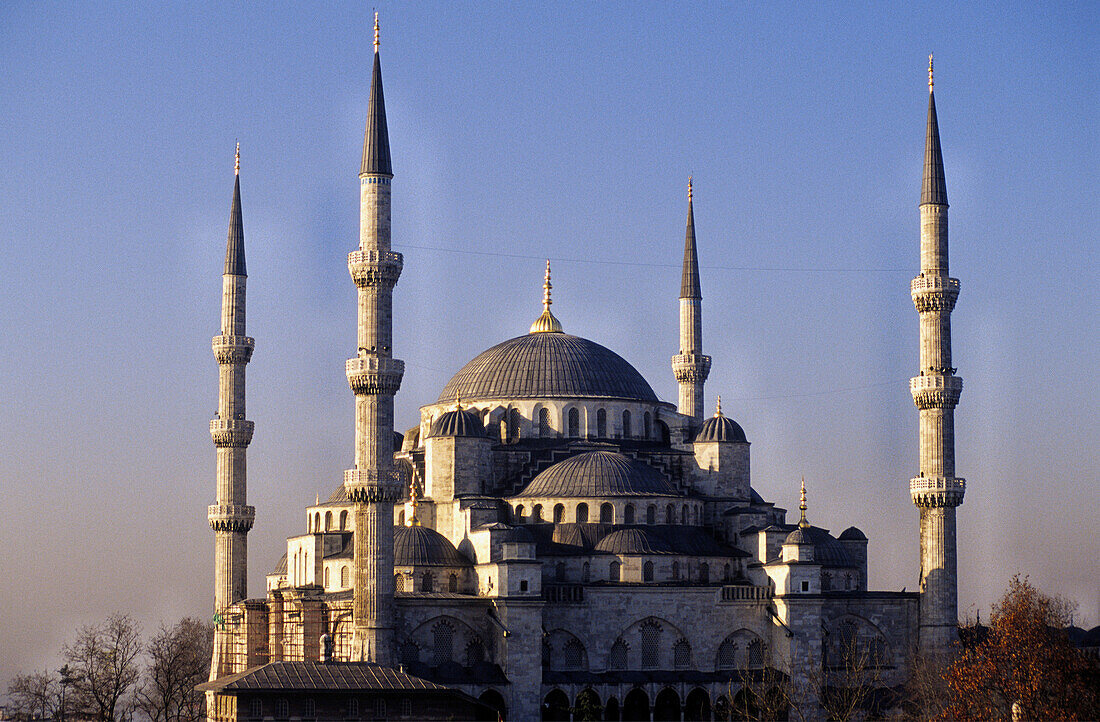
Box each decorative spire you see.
[798,477,809,528]
[680,177,701,299]
[715,395,723,417]
[224,144,246,276]
[454,393,463,412]
[360,13,392,176]
[234,141,240,176]
[407,482,420,527]
[921,55,948,206]
[530,259,564,333]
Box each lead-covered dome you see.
[437,333,658,403]
[515,450,680,498]
[427,408,486,438]
[694,399,747,443]
[393,525,472,567]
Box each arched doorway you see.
[604,697,620,721]
[574,688,602,721]
[543,689,570,721]
[623,688,650,721]
[478,689,506,721]
[653,688,681,721]
[684,688,710,721]
[713,695,730,722]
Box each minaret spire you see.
[672,176,710,423]
[344,13,404,665]
[910,59,965,655]
[209,144,256,675]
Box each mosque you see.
[205,18,966,721]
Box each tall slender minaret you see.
[344,13,403,664]
[672,177,711,423]
[909,56,965,654]
[209,143,256,615]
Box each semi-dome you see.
[515,451,680,498]
[437,333,658,403]
[595,527,675,555]
[694,399,747,443]
[427,408,486,438]
[839,526,867,541]
[394,525,472,567]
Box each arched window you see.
[576,503,589,523]
[432,621,454,666]
[401,641,418,666]
[553,504,564,523]
[699,562,709,583]
[275,698,288,719]
[323,567,330,588]
[314,512,321,532]
[747,639,765,667]
[665,504,674,523]
[646,505,656,525]
[373,699,385,719]
[673,639,692,669]
[538,407,551,437]
[421,571,434,592]
[718,638,738,669]
[340,566,349,587]
[582,562,590,582]
[466,638,485,666]
[609,639,628,670]
[640,621,661,668]
[448,573,458,593]
[723,563,731,581]
[532,504,543,522]
[394,573,404,592]
[568,408,580,437]
[514,504,525,522]
[609,561,621,582]
[506,408,521,443]
[307,515,311,533]
[398,510,405,526]
[681,504,689,525]
[622,410,632,437]
[303,699,315,719]
[555,562,566,582]
[563,638,585,670]
[600,502,613,524]
[596,408,607,437]
[624,504,635,524]
[345,699,358,718]
[325,511,333,531]
[339,510,348,530]
[644,411,652,439]
[671,561,680,580]
[643,560,654,581]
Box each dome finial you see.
[715,395,722,417]
[688,175,693,203]
[928,53,934,93]
[530,259,564,333]
[234,141,240,176]
[407,482,420,526]
[798,477,809,528]
[373,11,380,53]
[454,392,463,412]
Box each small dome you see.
[428,408,486,438]
[782,525,856,567]
[595,527,676,555]
[515,451,680,498]
[393,526,472,567]
[785,527,812,545]
[839,526,867,541]
[695,414,747,443]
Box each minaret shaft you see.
[910,76,964,654]
[345,26,402,665]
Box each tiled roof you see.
[437,333,658,403]
[198,661,449,692]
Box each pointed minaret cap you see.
[360,12,392,177]
[680,176,701,299]
[225,143,246,276]
[798,477,810,528]
[921,54,948,207]
[530,260,564,333]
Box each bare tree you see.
[6,671,60,721]
[136,618,213,722]
[63,614,142,722]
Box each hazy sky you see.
[1,2,1096,685]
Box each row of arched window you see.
[554,559,733,584]
[514,501,700,525]
[540,625,766,672]
[307,509,348,533]
[474,405,661,443]
[394,571,459,593]
[400,621,486,668]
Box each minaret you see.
[209,143,256,615]
[672,177,711,423]
[909,55,965,654]
[344,13,403,664]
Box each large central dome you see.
[437,332,658,403]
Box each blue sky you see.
[1,2,1097,681]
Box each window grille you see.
[640,622,660,668]
[563,638,585,669]
[432,622,454,666]
[718,639,737,669]
[748,639,765,667]
[673,639,692,669]
[609,639,628,669]
[576,503,588,523]
[643,561,654,581]
[600,503,613,523]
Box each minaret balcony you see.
[348,250,403,289]
[911,275,960,312]
[208,504,256,532]
[346,356,404,395]
[671,353,712,382]
[910,374,963,409]
[211,335,255,364]
[909,476,965,507]
[343,468,403,502]
[210,418,255,447]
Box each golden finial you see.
[688,175,693,203]
[543,259,552,310]
[530,259,564,333]
[928,53,934,93]
[407,482,420,526]
[454,393,463,412]
[373,12,380,52]
[234,141,240,176]
[798,476,809,528]
[715,395,722,417]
